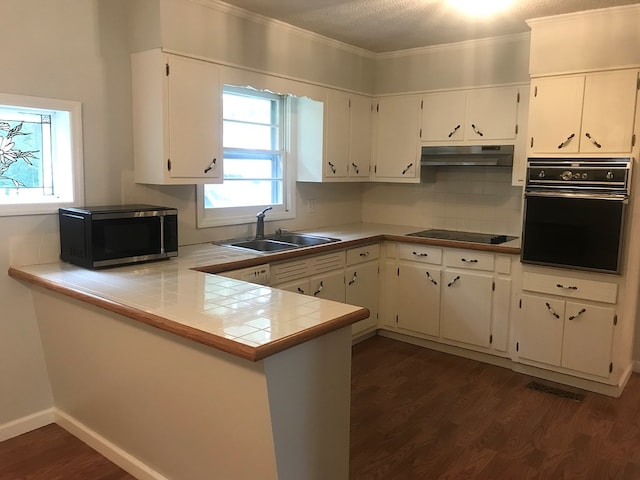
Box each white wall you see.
[0,0,133,430]
[362,168,522,236]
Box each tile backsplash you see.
[362,167,523,236]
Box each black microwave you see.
[59,205,178,268]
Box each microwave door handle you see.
[160,216,165,254]
[525,191,628,201]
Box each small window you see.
[0,93,83,216]
[197,86,294,227]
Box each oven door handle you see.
[524,191,628,202]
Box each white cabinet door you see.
[379,259,398,328]
[310,270,345,302]
[324,89,350,179]
[441,270,493,347]
[518,294,565,366]
[528,76,584,154]
[166,54,223,179]
[561,301,615,377]
[396,263,440,337]
[372,95,421,181]
[346,262,379,335]
[491,277,511,352]
[465,86,519,141]
[580,69,639,153]
[348,93,372,179]
[421,91,466,142]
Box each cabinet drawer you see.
[444,250,494,271]
[347,244,380,265]
[522,272,618,304]
[398,244,442,265]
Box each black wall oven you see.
[521,157,632,274]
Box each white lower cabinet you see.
[309,270,345,302]
[441,270,493,347]
[346,261,379,335]
[396,263,441,337]
[518,293,616,378]
[382,242,513,355]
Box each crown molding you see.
[526,3,640,28]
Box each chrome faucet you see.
[255,207,273,239]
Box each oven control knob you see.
[573,173,581,179]
[538,170,545,179]
[582,173,588,179]
[561,170,573,181]
[606,171,614,180]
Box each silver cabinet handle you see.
[313,281,324,296]
[426,271,438,286]
[556,283,578,291]
[328,162,336,174]
[545,302,560,319]
[447,275,460,287]
[296,287,305,295]
[359,252,370,257]
[568,308,586,321]
[412,251,428,257]
[402,163,413,175]
[351,162,359,174]
[348,272,357,286]
[461,258,478,263]
[204,157,217,174]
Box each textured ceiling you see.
[218,0,640,52]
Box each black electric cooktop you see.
[407,229,517,245]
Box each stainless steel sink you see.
[269,233,340,247]
[220,233,340,253]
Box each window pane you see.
[223,121,278,150]
[204,180,283,208]
[224,157,282,179]
[223,93,275,124]
[0,114,49,190]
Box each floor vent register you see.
[526,381,586,402]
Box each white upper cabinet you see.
[132,49,223,184]
[421,86,521,144]
[297,89,372,182]
[371,95,422,182]
[528,69,639,154]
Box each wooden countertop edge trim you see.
[253,307,370,361]
[8,266,367,362]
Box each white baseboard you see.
[54,409,169,480]
[0,408,55,442]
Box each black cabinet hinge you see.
[610,362,613,374]
[165,63,170,76]
[516,342,519,352]
[374,165,377,174]
[395,314,399,325]
[517,92,520,103]
[614,314,618,326]
[420,100,423,109]
[376,103,379,113]
[492,281,495,292]
[348,98,351,108]
[534,85,538,97]
[515,124,519,135]
[637,76,640,90]
[490,334,493,344]
[519,298,522,309]
[397,267,400,276]
[167,159,171,171]
[420,128,423,138]
[632,134,636,147]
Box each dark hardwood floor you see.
[0,423,135,480]
[3,336,640,479]
[350,336,640,480]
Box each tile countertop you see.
[7,223,520,362]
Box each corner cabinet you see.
[517,271,618,380]
[371,95,422,183]
[381,242,513,356]
[420,86,521,144]
[528,69,639,154]
[131,49,223,184]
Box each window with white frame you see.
[197,86,294,227]
[0,93,83,216]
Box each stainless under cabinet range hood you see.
[420,145,514,167]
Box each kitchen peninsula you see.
[8,223,519,480]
